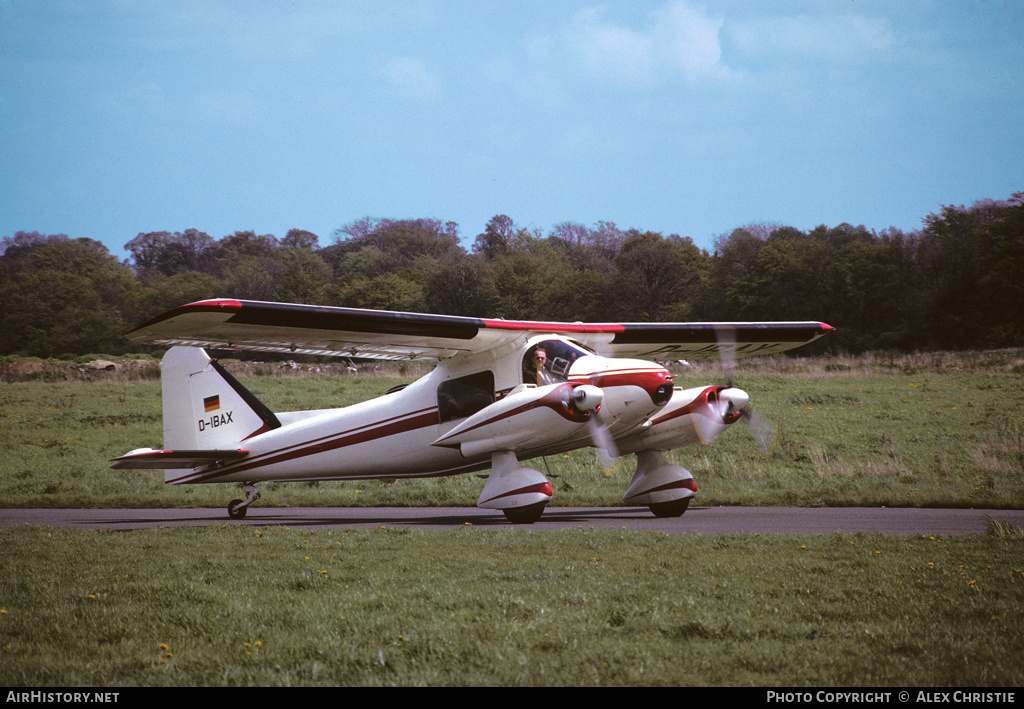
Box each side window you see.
[437,371,495,423]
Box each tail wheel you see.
[648,498,690,518]
[227,483,260,520]
[503,502,547,525]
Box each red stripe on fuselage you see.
[170,406,441,484]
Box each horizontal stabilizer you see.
[109,448,248,470]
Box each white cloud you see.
[648,1,725,75]
[381,56,441,99]
[565,1,728,85]
[569,6,654,83]
[727,13,897,66]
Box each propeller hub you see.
[720,387,749,416]
[571,384,604,413]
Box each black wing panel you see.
[124,299,833,361]
[605,322,834,360]
[125,299,494,360]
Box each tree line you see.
[1,192,1021,359]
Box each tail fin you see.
[161,346,280,451]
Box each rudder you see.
[161,346,280,451]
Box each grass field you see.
[2,524,1022,686]
[1,350,1022,687]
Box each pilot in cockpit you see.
[523,346,558,386]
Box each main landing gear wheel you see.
[503,502,547,525]
[648,498,690,518]
[227,499,247,520]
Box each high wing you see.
[125,298,834,361]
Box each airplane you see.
[110,298,833,524]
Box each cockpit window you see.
[522,339,592,385]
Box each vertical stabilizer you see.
[161,347,280,452]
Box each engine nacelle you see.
[432,382,593,458]
[615,385,746,455]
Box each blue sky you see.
[1,0,1021,259]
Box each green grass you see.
[1,525,1022,687]
[1,361,1022,509]
[2,356,1023,687]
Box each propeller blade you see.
[742,406,777,456]
[569,384,622,474]
[714,324,777,456]
[587,409,623,476]
[715,324,742,386]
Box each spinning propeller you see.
[570,385,624,475]
[714,326,778,456]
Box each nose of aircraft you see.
[616,360,674,406]
[651,366,674,406]
[573,356,674,407]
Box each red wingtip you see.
[125,298,243,335]
[186,298,243,310]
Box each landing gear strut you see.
[624,450,696,517]
[477,451,553,524]
[227,483,260,520]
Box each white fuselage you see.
[167,339,676,486]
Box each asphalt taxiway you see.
[2,505,1022,535]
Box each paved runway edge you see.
[2,506,1023,535]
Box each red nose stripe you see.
[571,368,671,403]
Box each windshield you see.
[522,339,593,384]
